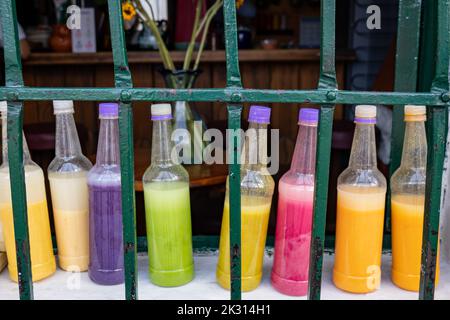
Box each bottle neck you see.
[241,121,269,171]
[1,113,32,166]
[151,119,173,166]
[55,113,82,159]
[348,122,377,170]
[400,120,427,169]
[290,122,317,174]
[96,117,120,166]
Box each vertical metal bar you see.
[0,0,33,300]
[223,1,242,88]
[308,105,334,300]
[308,0,337,300]
[317,0,337,90]
[223,0,243,300]
[419,0,450,301]
[227,105,242,300]
[107,0,137,300]
[387,0,422,233]
[418,1,438,93]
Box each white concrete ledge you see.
[0,252,449,300]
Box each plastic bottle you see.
[271,108,318,296]
[143,103,194,287]
[87,103,124,285]
[217,105,275,292]
[390,105,439,291]
[48,100,92,272]
[0,101,56,282]
[333,105,387,293]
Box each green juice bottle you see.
[143,103,194,287]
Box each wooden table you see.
[88,148,228,192]
[0,253,6,272]
[134,148,228,191]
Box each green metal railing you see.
[0,0,448,301]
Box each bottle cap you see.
[0,101,6,113]
[355,105,377,124]
[53,100,74,114]
[99,103,119,119]
[405,105,426,115]
[299,108,319,125]
[248,105,271,124]
[404,105,426,121]
[151,103,172,120]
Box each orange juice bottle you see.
[390,105,439,291]
[333,105,386,293]
[217,106,275,291]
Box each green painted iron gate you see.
[0,0,448,301]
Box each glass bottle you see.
[48,100,92,272]
[143,103,194,287]
[271,108,318,296]
[0,101,56,282]
[333,105,387,293]
[87,103,124,285]
[391,105,439,291]
[217,105,275,292]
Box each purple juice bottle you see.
[87,103,124,285]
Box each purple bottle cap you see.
[151,103,173,121]
[299,108,319,124]
[248,105,271,124]
[99,103,119,118]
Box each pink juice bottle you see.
[271,108,318,296]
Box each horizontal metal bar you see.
[0,87,448,106]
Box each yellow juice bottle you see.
[216,106,274,292]
[217,195,272,291]
[0,101,55,282]
[390,105,439,291]
[333,105,387,293]
[0,166,56,282]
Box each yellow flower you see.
[236,0,245,9]
[122,1,136,21]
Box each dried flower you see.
[122,1,136,21]
[236,0,245,9]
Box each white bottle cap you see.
[405,105,426,116]
[355,105,377,118]
[151,103,172,118]
[0,101,6,113]
[53,100,74,114]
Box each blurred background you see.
[0,0,399,246]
